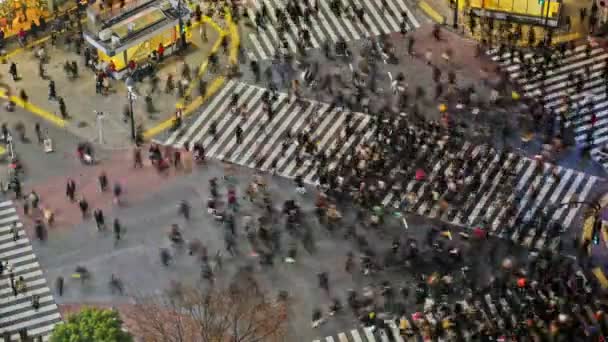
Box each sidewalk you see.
[0,18,229,149]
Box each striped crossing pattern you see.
[0,200,61,341]
[314,322,408,342]
[162,80,372,183]
[315,277,606,341]
[488,44,608,172]
[380,142,598,251]
[244,0,420,61]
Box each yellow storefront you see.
[84,0,191,76]
[464,0,562,27]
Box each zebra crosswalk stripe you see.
[489,45,608,173]
[0,200,62,340]
[162,82,371,184]
[380,143,597,250]
[245,0,419,61]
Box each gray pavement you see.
[1,20,224,149]
[20,157,530,341]
[2,3,607,340]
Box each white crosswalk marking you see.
[363,327,376,341]
[0,200,62,340]
[379,143,597,250]
[351,329,364,342]
[489,44,608,173]
[163,81,598,252]
[162,82,372,184]
[245,0,420,61]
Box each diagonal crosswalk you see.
[162,81,597,252]
[244,0,420,61]
[0,200,62,341]
[488,44,608,173]
[379,142,598,251]
[162,80,372,183]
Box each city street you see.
[2,0,608,341]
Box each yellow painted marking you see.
[582,215,595,244]
[176,12,228,109]
[143,76,226,138]
[5,36,51,59]
[201,15,226,35]
[178,33,224,108]
[0,89,67,127]
[593,267,608,289]
[418,1,445,24]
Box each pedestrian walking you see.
[51,276,63,298]
[407,36,414,56]
[98,172,108,192]
[23,197,29,216]
[47,80,57,101]
[19,89,28,103]
[93,208,105,231]
[78,197,89,218]
[66,178,76,202]
[113,182,122,205]
[133,147,143,168]
[10,222,18,241]
[38,59,46,79]
[34,219,44,240]
[113,218,121,242]
[58,97,68,119]
[236,124,243,144]
[31,294,40,310]
[9,62,18,81]
[34,122,43,144]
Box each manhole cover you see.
[77,121,88,128]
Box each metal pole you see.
[453,0,459,29]
[8,136,14,159]
[543,0,552,44]
[96,112,104,144]
[128,92,135,141]
[178,0,187,50]
[544,0,551,28]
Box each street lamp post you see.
[177,0,187,50]
[127,88,136,141]
[543,0,552,43]
[6,133,14,159]
[453,0,459,29]
[95,111,104,144]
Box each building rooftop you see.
[83,0,189,56]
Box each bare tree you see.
[124,275,289,342]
